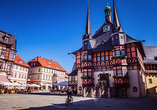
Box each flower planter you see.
[81,60,92,62]
[81,76,93,79]
[113,75,129,78]
[112,56,127,59]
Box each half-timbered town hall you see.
[68,0,148,98]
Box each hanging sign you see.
[133,86,137,92]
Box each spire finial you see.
[85,0,92,37]
[107,3,108,6]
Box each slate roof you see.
[72,48,82,54]
[94,31,111,48]
[92,22,108,38]
[69,70,77,76]
[89,38,114,53]
[28,57,66,72]
[125,34,140,44]
[0,30,16,46]
[144,46,157,64]
[14,54,30,68]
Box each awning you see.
[0,82,14,86]
[29,84,41,87]
[53,81,68,86]
[0,75,10,83]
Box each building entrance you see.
[98,73,109,98]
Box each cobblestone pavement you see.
[0,91,157,110]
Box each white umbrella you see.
[12,82,21,86]
[1,82,14,86]
[29,84,41,87]
[53,81,68,86]
[19,83,29,86]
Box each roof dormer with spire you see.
[111,0,126,46]
[82,1,95,51]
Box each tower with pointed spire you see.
[111,0,125,46]
[82,1,94,51]
[69,0,147,98]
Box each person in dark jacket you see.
[67,87,73,100]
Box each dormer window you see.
[115,36,118,39]
[19,61,23,63]
[48,65,52,67]
[84,42,87,45]
[56,67,59,69]
[4,37,8,43]
[84,42,87,50]
[48,62,52,64]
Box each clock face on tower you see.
[103,25,110,32]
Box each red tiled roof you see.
[65,72,70,75]
[0,75,10,83]
[14,54,30,68]
[65,72,69,78]
[29,57,66,72]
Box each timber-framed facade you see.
[69,0,148,98]
[0,30,17,79]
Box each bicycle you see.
[65,96,73,106]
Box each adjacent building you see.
[69,1,147,98]
[144,46,157,94]
[9,54,30,84]
[0,30,16,82]
[27,56,66,90]
[65,72,70,82]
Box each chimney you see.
[51,59,53,62]
[40,56,42,58]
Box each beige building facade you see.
[27,56,67,90]
[9,54,30,84]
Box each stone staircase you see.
[83,83,116,98]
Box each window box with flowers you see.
[81,60,92,62]
[81,76,93,79]
[113,75,129,79]
[112,56,127,59]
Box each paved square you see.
[0,91,157,110]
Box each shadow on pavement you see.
[21,94,157,110]
[21,98,96,110]
[29,91,83,97]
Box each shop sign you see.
[27,79,34,81]
[133,86,137,92]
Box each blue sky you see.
[0,0,157,72]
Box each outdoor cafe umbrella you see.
[53,81,68,86]
[0,82,14,86]
[30,84,41,87]
[12,82,21,86]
